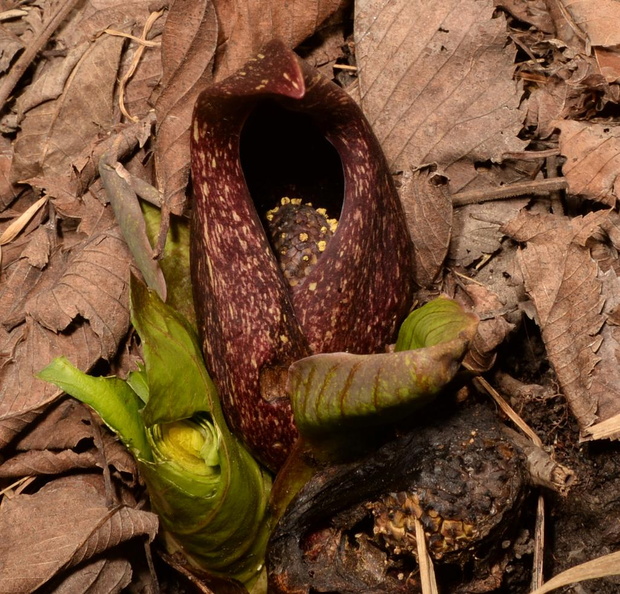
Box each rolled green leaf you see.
[141,201,196,328]
[395,296,478,351]
[288,298,478,437]
[38,280,273,588]
[130,279,272,585]
[37,357,151,460]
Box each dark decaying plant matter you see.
[267,404,529,594]
[190,39,415,470]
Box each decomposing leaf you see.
[211,0,347,80]
[48,557,133,594]
[449,198,529,268]
[11,33,125,182]
[153,0,218,224]
[0,448,98,478]
[0,474,157,593]
[0,224,132,448]
[398,166,452,288]
[555,119,620,207]
[558,0,620,47]
[354,0,527,191]
[503,209,620,435]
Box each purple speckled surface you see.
[190,40,415,470]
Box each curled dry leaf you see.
[25,226,131,357]
[454,281,516,373]
[354,0,527,191]
[503,209,620,435]
[555,119,620,207]
[0,224,132,448]
[0,474,158,593]
[0,449,98,478]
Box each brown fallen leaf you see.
[0,26,24,75]
[595,46,620,84]
[0,223,132,448]
[398,165,452,288]
[496,0,555,34]
[11,32,125,182]
[0,474,158,592]
[0,449,98,478]
[212,0,348,80]
[154,0,218,224]
[25,225,131,356]
[503,209,620,435]
[120,15,164,121]
[555,119,620,207]
[13,398,93,451]
[14,41,89,117]
[450,198,529,268]
[354,0,527,191]
[0,136,19,210]
[558,0,620,47]
[0,396,137,480]
[48,557,133,594]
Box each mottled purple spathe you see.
[191,40,415,470]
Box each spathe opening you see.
[240,100,344,220]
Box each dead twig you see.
[106,9,166,122]
[532,494,545,591]
[415,517,439,594]
[452,178,568,207]
[0,0,82,110]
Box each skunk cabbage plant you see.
[38,279,272,588]
[190,39,415,470]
